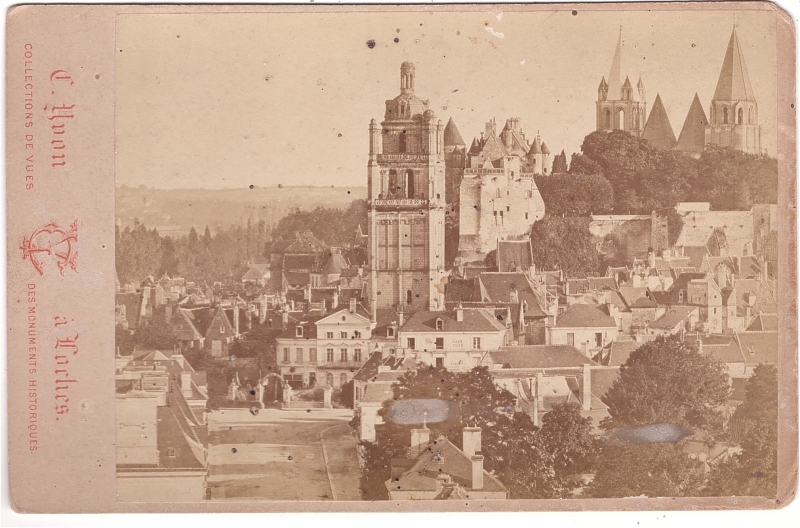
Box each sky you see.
[116,8,779,190]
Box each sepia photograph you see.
[111,7,784,504]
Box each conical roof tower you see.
[642,94,677,150]
[676,93,709,154]
[444,117,465,147]
[713,27,756,102]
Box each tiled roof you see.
[648,306,698,330]
[393,435,507,494]
[554,304,616,328]
[496,240,533,273]
[746,313,778,332]
[489,345,597,369]
[736,331,778,366]
[476,272,534,303]
[400,309,505,334]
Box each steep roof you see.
[712,27,756,102]
[489,345,598,369]
[554,304,617,329]
[746,313,778,332]
[642,94,677,150]
[528,136,542,155]
[496,240,533,272]
[444,117,466,146]
[607,27,623,99]
[676,93,709,154]
[540,142,550,155]
[476,272,534,303]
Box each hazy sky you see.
[116,8,778,190]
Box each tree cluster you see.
[572,130,777,214]
[357,366,596,500]
[529,216,602,275]
[270,199,368,249]
[116,219,270,286]
[534,173,615,217]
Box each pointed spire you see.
[598,76,608,90]
[713,27,756,102]
[529,135,543,155]
[444,117,465,147]
[642,94,677,150]
[468,137,481,156]
[608,26,623,99]
[676,93,709,154]
[541,141,551,155]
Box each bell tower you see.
[705,27,761,154]
[367,62,446,317]
[596,27,646,137]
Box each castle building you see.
[596,28,647,137]
[456,118,547,258]
[366,62,447,315]
[704,27,762,154]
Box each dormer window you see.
[220,325,225,334]
[295,326,303,338]
[387,327,395,338]
[435,318,444,331]
[748,347,755,355]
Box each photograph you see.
[111,8,783,503]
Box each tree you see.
[529,216,602,275]
[535,173,615,216]
[132,316,178,352]
[115,324,136,355]
[601,335,730,433]
[586,442,706,498]
[704,364,778,497]
[538,403,597,493]
[358,366,547,499]
[551,149,568,174]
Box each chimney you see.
[304,283,311,301]
[456,306,464,322]
[332,289,339,309]
[349,297,357,314]
[410,428,430,458]
[462,427,482,457]
[398,310,405,328]
[582,363,592,411]
[233,307,240,336]
[471,455,484,490]
[281,310,289,325]
[181,371,192,398]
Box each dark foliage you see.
[529,216,602,275]
[601,335,730,433]
[574,130,777,214]
[534,173,615,216]
[270,199,368,249]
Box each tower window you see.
[723,107,729,124]
[605,109,612,129]
[399,131,407,153]
[407,289,413,305]
[618,109,625,129]
[738,107,743,125]
[749,106,754,124]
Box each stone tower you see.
[705,27,761,154]
[676,93,710,155]
[642,93,677,150]
[366,62,447,316]
[596,28,646,136]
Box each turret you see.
[598,77,609,101]
[400,61,415,94]
[637,76,646,105]
[622,76,633,101]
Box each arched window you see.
[406,289,413,305]
[399,102,406,117]
[604,109,612,129]
[749,107,754,124]
[398,131,407,153]
[388,170,399,198]
[723,107,729,124]
[405,169,415,198]
[618,109,625,129]
[738,107,743,124]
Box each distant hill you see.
[116,185,367,236]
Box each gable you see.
[316,308,371,327]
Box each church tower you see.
[596,28,646,137]
[367,62,447,316]
[705,27,761,154]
